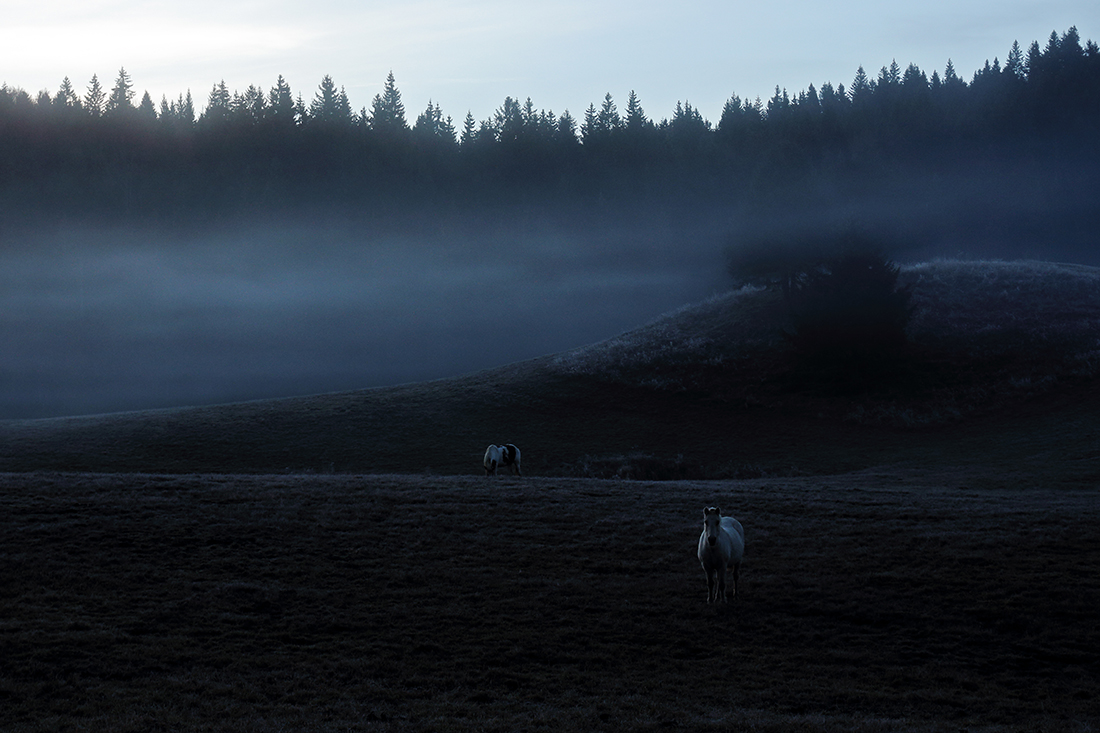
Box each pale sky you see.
[2,1,1096,124]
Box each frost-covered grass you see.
[552,284,788,394]
[904,259,1100,370]
[554,285,776,371]
[553,259,1100,427]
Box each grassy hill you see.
[2,259,1099,478]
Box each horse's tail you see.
[512,445,521,475]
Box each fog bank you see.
[0,218,729,418]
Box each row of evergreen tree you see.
[4,29,1096,139]
[1,27,1097,221]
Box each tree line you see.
[1,27,1097,224]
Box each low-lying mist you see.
[0,215,731,419]
[3,134,1097,421]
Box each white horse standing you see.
[483,443,521,476]
[697,506,745,603]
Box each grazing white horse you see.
[697,506,745,603]
[483,443,521,476]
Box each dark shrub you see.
[786,249,912,377]
[728,228,914,388]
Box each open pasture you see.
[2,470,1097,731]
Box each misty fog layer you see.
[3,27,1097,419]
[0,220,730,419]
[4,135,1099,421]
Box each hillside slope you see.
[2,260,1099,477]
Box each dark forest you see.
[2,27,1097,242]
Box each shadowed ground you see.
[1,470,1097,731]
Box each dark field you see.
[2,470,1097,731]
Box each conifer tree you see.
[84,74,106,117]
[337,88,352,122]
[1061,26,1082,56]
[474,119,497,145]
[580,103,599,143]
[598,92,621,132]
[718,93,743,131]
[413,100,456,145]
[460,111,477,146]
[136,91,157,121]
[766,87,790,118]
[971,59,995,86]
[1026,42,1043,80]
[624,90,649,133]
[267,75,295,127]
[493,96,524,143]
[556,110,579,145]
[819,82,843,110]
[900,63,925,89]
[943,59,964,88]
[369,71,408,137]
[237,85,267,123]
[105,67,136,117]
[880,60,902,87]
[539,109,559,140]
[53,77,81,110]
[849,66,873,104]
[670,100,708,133]
[1,85,34,114]
[522,97,538,128]
[309,75,352,125]
[202,80,231,125]
[897,64,930,125]
[1005,40,1026,79]
[179,91,195,125]
[159,92,195,126]
[804,83,821,109]
[1044,30,1062,60]
[580,93,623,143]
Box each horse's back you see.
[721,516,744,542]
[721,516,745,563]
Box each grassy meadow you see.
[2,471,1098,732]
[2,259,1099,730]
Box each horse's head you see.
[703,506,723,546]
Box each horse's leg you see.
[731,561,740,598]
[717,568,727,603]
[706,568,716,603]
